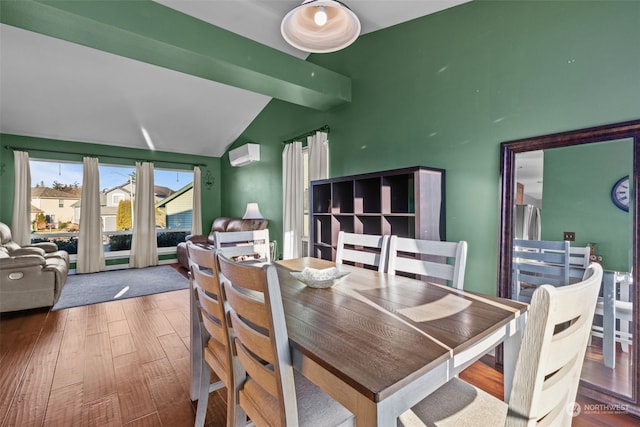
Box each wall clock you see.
[611,176,630,212]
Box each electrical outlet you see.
[563,232,575,241]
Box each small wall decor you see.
[204,170,214,190]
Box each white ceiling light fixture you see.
[281,0,361,53]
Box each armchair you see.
[0,222,69,312]
[0,222,70,265]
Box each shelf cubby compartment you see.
[382,174,415,214]
[313,215,332,246]
[332,215,354,244]
[312,183,332,214]
[354,178,381,214]
[383,215,416,238]
[313,244,334,261]
[331,181,354,213]
[355,215,382,236]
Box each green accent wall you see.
[541,139,633,272]
[0,134,222,232]
[222,1,640,294]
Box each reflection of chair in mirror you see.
[387,236,467,290]
[512,239,570,302]
[400,263,603,426]
[335,231,389,272]
[568,244,591,282]
[214,229,271,263]
[591,271,633,369]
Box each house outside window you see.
[29,159,193,255]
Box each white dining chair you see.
[214,229,271,263]
[387,236,467,290]
[591,271,633,368]
[186,242,238,427]
[217,254,354,427]
[512,239,571,302]
[335,231,389,272]
[398,263,603,427]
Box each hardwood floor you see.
[1,267,638,426]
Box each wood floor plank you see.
[3,310,67,427]
[121,412,162,427]
[156,397,195,427]
[105,301,126,323]
[83,331,117,404]
[111,333,136,359]
[142,357,184,407]
[86,303,109,336]
[108,319,131,338]
[81,392,122,427]
[113,355,157,423]
[43,382,84,426]
[157,332,189,360]
[144,308,174,337]
[162,308,190,341]
[0,330,40,421]
[51,306,87,390]
[121,303,165,364]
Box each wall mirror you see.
[498,119,640,413]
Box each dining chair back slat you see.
[336,231,389,272]
[388,236,467,290]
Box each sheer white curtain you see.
[191,166,202,235]
[77,157,105,273]
[11,151,31,246]
[308,131,329,181]
[130,162,158,268]
[282,141,303,259]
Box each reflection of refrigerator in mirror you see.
[514,204,541,240]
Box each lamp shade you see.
[281,0,361,53]
[242,203,264,220]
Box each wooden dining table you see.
[275,257,528,427]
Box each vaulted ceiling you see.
[0,0,470,157]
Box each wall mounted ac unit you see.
[229,143,260,167]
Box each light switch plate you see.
[563,232,575,241]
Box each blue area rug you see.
[53,265,188,310]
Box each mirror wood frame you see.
[497,119,640,414]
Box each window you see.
[29,159,193,254]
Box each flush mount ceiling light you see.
[281,0,361,53]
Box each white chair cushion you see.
[397,378,507,427]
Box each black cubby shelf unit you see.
[309,166,445,261]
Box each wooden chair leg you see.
[195,360,211,427]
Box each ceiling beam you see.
[0,0,351,111]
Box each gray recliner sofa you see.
[0,222,69,312]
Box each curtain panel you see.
[130,162,158,268]
[192,166,202,235]
[282,141,303,259]
[308,131,328,181]
[11,151,31,246]
[77,157,105,273]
